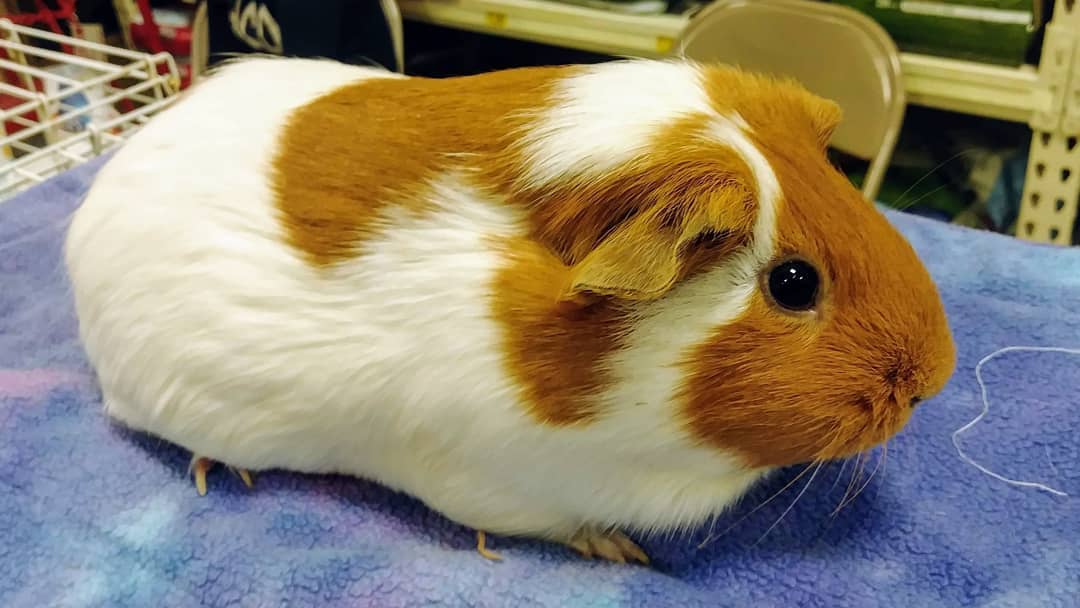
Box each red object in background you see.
[0,90,41,137]
[0,63,44,137]
[127,0,194,88]
[4,0,78,54]
[0,1,77,135]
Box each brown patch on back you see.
[271,63,763,273]
[679,74,956,467]
[272,66,569,267]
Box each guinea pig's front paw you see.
[564,528,649,565]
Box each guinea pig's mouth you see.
[819,400,913,462]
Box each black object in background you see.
[405,21,611,78]
[70,0,121,35]
[206,0,398,71]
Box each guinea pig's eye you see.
[766,258,820,312]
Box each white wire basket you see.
[0,18,181,201]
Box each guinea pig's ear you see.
[809,97,843,149]
[565,189,751,301]
[564,213,682,301]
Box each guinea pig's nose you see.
[909,396,924,409]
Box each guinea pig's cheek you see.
[678,304,811,467]
[677,298,877,468]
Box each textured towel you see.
[1,158,1078,608]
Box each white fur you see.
[708,114,781,261]
[66,58,781,543]
[518,60,714,188]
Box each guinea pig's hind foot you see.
[565,528,649,565]
[189,455,255,496]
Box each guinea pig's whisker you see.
[828,457,853,494]
[873,442,890,500]
[845,452,869,505]
[894,183,951,213]
[833,447,886,515]
[698,512,722,546]
[833,452,868,517]
[847,445,887,506]
[697,461,818,549]
[816,420,857,497]
[752,461,824,546]
[890,148,979,211]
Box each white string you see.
[953,346,1079,497]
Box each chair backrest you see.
[678,0,905,201]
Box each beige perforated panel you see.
[1019,0,1080,245]
[1020,131,1080,243]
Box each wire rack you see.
[0,18,181,201]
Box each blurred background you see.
[0,0,1076,247]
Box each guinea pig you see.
[64,57,956,564]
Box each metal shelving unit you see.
[402,0,686,57]
[399,0,1079,245]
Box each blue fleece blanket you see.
[1,158,1078,608]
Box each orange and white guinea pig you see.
[65,57,956,563]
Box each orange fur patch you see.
[272,66,569,267]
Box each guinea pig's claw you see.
[232,467,255,489]
[189,456,255,495]
[568,529,649,565]
[191,456,213,496]
[475,531,502,561]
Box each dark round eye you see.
[767,259,820,311]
